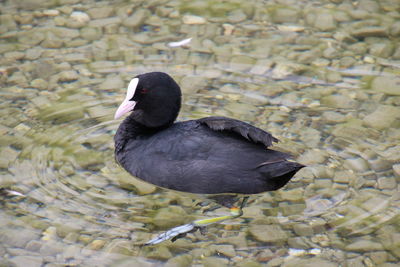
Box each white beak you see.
[114,77,139,119]
[114,100,136,119]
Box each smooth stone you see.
[211,244,236,258]
[164,254,193,267]
[270,8,299,23]
[322,47,340,59]
[363,105,400,130]
[39,102,84,123]
[50,27,80,39]
[230,55,255,71]
[89,17,121,27]
[104,239,132,255]
[361,196,387,212]
[180,76,207,94]
[115,172,156,195]
[369,42,394,58]
[152,206,188,229]
[80,27,101,41]
[10,256,43,267]
[146,245,172,260]
[369,251,388,265]
[58,70,79,82]
[98,75,124,90]
[87,7,114,19]
[352,27,388,38]
[371,76,400,96]
[39,240,64,256]
[165,254,193,267]
[321,111,346,123]
[346,239,384,252]
[182,15,206,24]
[293,223,314,236]
[377,177,396,189]
[68,11,90,28]
[344,157,369,173]
[228,9,247,23]
[248,224,288,243]
[390,21,400,36]
[0,228,40,247]
[287,237,309,249]
[283,258,337,267]
[315,12,336,31]
[333,170,356,183]
[321,94,357,109]
[393,164,400,176]
[25,240,43,252]
[123,9,150,27]
[202,256,229,267]
[41,32,63,48]
[31,79,48,90]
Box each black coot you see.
[114,72,304,244]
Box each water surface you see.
[1,0,399,266]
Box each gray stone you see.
[352,27,388,38]
[0,228,40,247]
[180,76,207,94]
[41,32,63,48]
[369,42,394,58]
[323,47,340,59]
[315,12,336,31]
[270,8,299,23]
[202,256,229,267]
[390,21,400,36]
[248,224,288,243]
[393,164,400,176]
[287,237,309,249]
[212,244,236,258]
[9,256,42,267]
[369,251,388,264]
[89,17,121,27]
[87,7,114,19]
[345,239,384,252]
[0,14,17,31]
[31,79,48,90]
[282,258,337,267]
[152,206,188,229]
[80,27,101,41]
[371,76,400,96]
[123,9,150,28]
[147,245,172,260]
[228,9,247,23]
[58,70,79,82]
[98,75,124,90]
[39,240,64,256]
[321,94,357,109]
[333,170,356,183]
[165,254,193,267]
[293,223,314,236]
[230,55,255,71]
[104,239,132,255]
[182,15,206,25]
[363,105,400,130]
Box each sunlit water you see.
[1,0,399,266]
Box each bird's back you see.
[116,120,303,194]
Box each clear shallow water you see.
[1,0,399,266]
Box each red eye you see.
[141,88,148,94]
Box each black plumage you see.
[114,72,304,196]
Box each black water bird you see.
[114,72,304,244]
